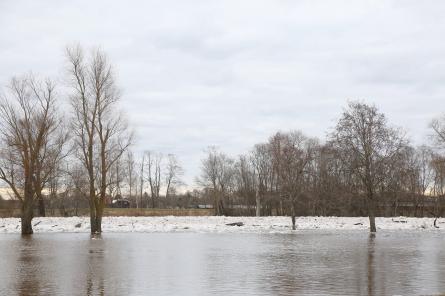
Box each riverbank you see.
[0,216,444,233]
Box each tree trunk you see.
[38,195,46,217]
[21,199,34,235]
[291,199,296,230]
[90,206,104,234]
[255,190,261,217]
[94,213,102,233]
[368,197,377,233]
[89,203,97,234]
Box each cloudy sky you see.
[1,1,445,186]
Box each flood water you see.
[0,231,444,295]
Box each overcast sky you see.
[1,1,445,187]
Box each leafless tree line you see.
[124,150,184,209]
[198,102,445,232]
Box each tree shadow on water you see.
[367,233,376,296]
[16,236,46,296]
[86,234,105,296]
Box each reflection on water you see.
[86,235,105,296]
[0,231,444,295]
[367,234,375,296]
[16,236,47,296]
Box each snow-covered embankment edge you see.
[0,216,443,233]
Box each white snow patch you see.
[0,216,443,234]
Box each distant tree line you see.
[197,102,445,232]
[1,45,445,234]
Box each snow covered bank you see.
[0,216,444,234]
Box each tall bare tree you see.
[250,144,273,216]
[139,151,146,208]
[67,45,132,233]
[270,131,317,229]
[330,101,406,232]
[234,155,256,214]
[164,154,184,198]
[146,151,162,208]
[0,75,66,234]
[125,150,137,207]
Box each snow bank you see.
[0,216,443,234]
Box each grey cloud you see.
[1,1,445,185]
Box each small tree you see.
[330,101,406,232]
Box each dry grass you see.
[0,208,214,218]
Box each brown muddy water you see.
[0,231,444,295]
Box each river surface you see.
[0,231,444,295]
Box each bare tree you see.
[330,101,406,232]
[164,154,184,198]
[270,131,317,229]
[146,151,162,208]
[125,150,137,207]
[250,144,274,217]
[0,75,66,234]
[67,45,132,234]
[197,147,234,215]
[397,146,433,216]
[139,151,146,208]
[197,147,219,213]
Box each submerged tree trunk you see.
[89,200,97,234]
[94,212,103,234]
[291,198,296,230]
[89,201,104,234]
[368,196,377,233]
[21,198,34,235]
